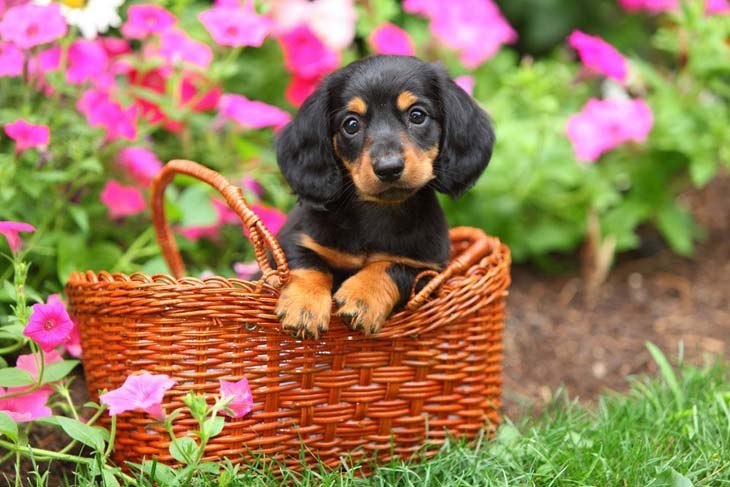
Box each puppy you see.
[274,55,494,339]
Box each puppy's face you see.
[332,80,442,204]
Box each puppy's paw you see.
[334,263,399,336]
[275,270,332,340]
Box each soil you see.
[2,174,728,484]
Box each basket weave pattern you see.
[66,160,511,469]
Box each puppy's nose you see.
[372,156,404,182]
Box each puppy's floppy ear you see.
[433,69,495,197]
[275,80,342,210]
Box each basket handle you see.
[151,159,289,287]
[406,227,491,310]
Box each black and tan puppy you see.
[274,55,494,339]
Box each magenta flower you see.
[99,372,176,419]
[118,147,163,187]
[566,98,654,162]
[269,0,356,51]
[157,28,213,69]
[250,203,286,236]
[0,221,35,253]
[66,39,109,85]
[23,295,74,352]
[405,0,516,68]
[618,0,678,13]
[16,349,63,381]
[199,5,271,47]
[454,75,475,97]
[78,89,137,141]
[233,261,259,280]
[279,25,339,80]
[0,387,52,423]
[285,75,320,107]
[64,322,82,358]
[706,0,730,14]
[218,94,291,130]
[0,41,22,77]
[3,120,49,152]
[369,23,415,56]
[0,3,67,49]
[100,180,146,219]
[568,30,628,84]
[219,378,253,418]
[241,176,264,201]
[121,4,176,39]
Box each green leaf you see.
[0,412,18,441]
[178,185,217,227]
[101,468,121,487]
[689,155,717,187]
[202,416,225,439]
[646,342,683,407]
[41,360,79,384]
[169,436,198,465]
[656,203,694,257]
[0,367,35,388]
[141,460,179,487]
[69,206,90,234]
[56,416,106,451]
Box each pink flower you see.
[66,39,109,85]
[121,4,176,39]
[404,0,516,68]
[250,203,286,235]
[285,75,320,107]
[0,387,52,422]
[158,28,213,69]
[179,198,238,241]
[568,30,628,84]
[706,0,730,14]
[0,41,22,77]
[218,94,291,130]
[618,0,678,13]
[369,23,415,56]
[0,3,67,49]
[454,75,475,96]
[241,177,264,201]
[23,295,74,352]
[78,88,137,141]
[100,180,146,219]
[99,372,176,419]
[0,221,35,253]
[270,0,356,51]
[3,120,49,152]
[566,98,654,162]
[199,5,271,47]
[16,349,63,381]
[64,322,82,358]
[219,378,253,418]
[118,147,163,187]
[233,261,260,280]
[279,25,339,80]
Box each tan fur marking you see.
[346,96,368,115]
[401,135,437,189]
[397,91,419,111]
[299,234,366,270]
[275,269,333,339]
[366,254,441,270]
[334,261,400,335]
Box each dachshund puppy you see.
[274,55,494,339]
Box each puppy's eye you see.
[409,108,427,125]
[342,117,360,135]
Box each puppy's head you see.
[276,55,494,209]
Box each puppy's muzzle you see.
[372,155,404,182]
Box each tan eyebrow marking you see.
[346,96,367,115]
[397,90,418,111]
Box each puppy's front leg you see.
[276,268,333,340]
[335,262,417,335]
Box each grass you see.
[36,349,730,485]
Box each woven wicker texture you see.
[66,160,511,470]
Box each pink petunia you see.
[64,322,82,358]
[618,0,678,13]
[454,75,475,97]
[369,23,415,56]
[404,0,516,68]
[117,147,163,187]
[66,39,109,85]
[100,180,146,219]
[0,387,52,423]
[16,349,63,381]
[0,221,35,253]
[99,372,176,419]
[706,0,730,14]
[3,120,49,152]
[157,28,213,69]
[241,176,264,201]
[218,94,291,130]
[233,261,260,280]
[285,75,320,107]
[219,378,254,418]
[269,0,356,51]
[121,4,176,39]
[23,295,74,352]
[250,203,286,235]
[199,5,271,47]
[0,3,67,49]
[0,41,22,77]
[568,30,628,84]
[279,25,339,80]
[566,97,654,162]
[77,88,137,141]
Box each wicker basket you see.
[66,160,511,470]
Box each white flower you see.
[33,0,123,39]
